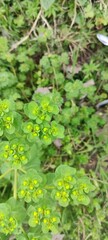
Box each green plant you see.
[0,0,108,239]
[0,97,95,239]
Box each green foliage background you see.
[0,0,108,239]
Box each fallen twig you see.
[96,99,108,109]
[9,9,42,52]
[41,14,52,30]
[70,1,77,29]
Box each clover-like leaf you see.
[40,0,55,10]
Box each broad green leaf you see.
[25,143,43,170]
[0,37,8,53]
[40,0,55,10]
[55,165,76,178]
[0,233,8,240]
[7,197,26,223]
[0,72,17,90]
[16,236,26,240]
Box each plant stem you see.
[13,169,17,200]
[0,168,12,179]
[19,168,26,173]
[21,226,29,240]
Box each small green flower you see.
[41,100,50,111]
[0,99,10,114]
[44,209,51,217]
[1,140,29,168]
[51,121,64,138]
[28,203,59,234]
[19,189,26,197]
[24,101,39,119]
[0,213,17,235]
[42,215,60,233]
[55,175,76,191]
[71,188,90,205]
[51,124,58,136]
[32,189,44,202]
[42,134,52,145]
[18,171,44,203]
[23,122,41,141]
[23,122,33,133]
[53,190,69,207]
[11,144,17,150]
[18,145,24,153]
[57,179,64,188]
[0,212,4,221]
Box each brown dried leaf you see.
[83,79,95,88]
[52,234,65,240]
[35,87,52,94]
[53,139,62,148]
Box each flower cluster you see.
[24,94,60,122]
[0,211,17,235]
[0,99,10,115]
[22,93,64,144]
[28,204,60,233]
[52,165,95,206]
[71,178,95,205]
[52,172,76,207]
[18,170,45,202]
[28,233,51,240]
[23,120,64,144]
[0,139,29,168]
[0,99,15,136]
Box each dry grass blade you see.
[9,10,42,52]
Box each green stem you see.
[21,226,29,240]
[13,169,17,200]
[19,168,26,173]
[53,67,58,89]
[0,168,13,179]
[45,185,54,190]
